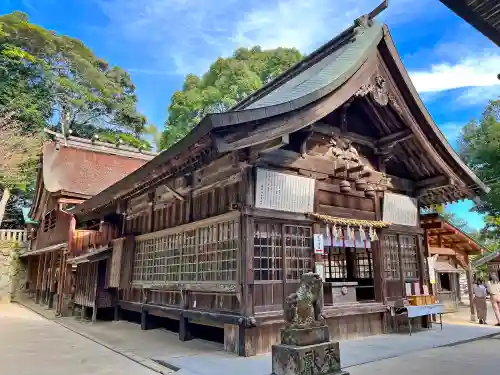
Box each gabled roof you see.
[73,5,488,219]
[473,250,500,267]
[42,142,149,197]
[421,213,487,255]
[29,134,155,219]
[440,0,500,47]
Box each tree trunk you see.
[0,188,11,228]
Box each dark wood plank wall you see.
[34,210,72,250]
[118,152,248,320]
[74,262,98,308]
[250,133,379,314]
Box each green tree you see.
[161,46,303,149]
[0,11,151,223]
[0,111,43,227]
[458,99,500,240]
[0,11,147,141]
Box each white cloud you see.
[409,54,500,93]
[457,85,500,106]
[95,0,419,76]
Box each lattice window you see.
[153,237,166,282]
[217,220,238,281]
[254,223,283,282]
[323,247,347,279]
[285,225,312,280]
[383,235,400,280]
[133,218,238,284]
[197,224,219,281]
[42,211,57,232]
[142,239,155,282]
[355,248,372,279]
[132,240,146,282]
[165,233,181,282]
[181,230,197,281]
[400,235,419,279]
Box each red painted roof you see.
[42,142,149,197]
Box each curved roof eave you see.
[74,24,385,217]
[381,26,489,196]
[207,24,384,129]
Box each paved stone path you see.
[10,300,500,375]
[0,304,160,375]
[349,335,500,375]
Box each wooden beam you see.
[376,129,413,147]
[164,184,185,201]
[421,222,443,230]
[416,175,452,189]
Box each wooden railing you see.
[0,229,28,246]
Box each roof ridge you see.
[231,1,389,111]
[44,129,157,160]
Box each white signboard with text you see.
[255,168,315,213]
[382,192,418,227]
[313,234,325,255]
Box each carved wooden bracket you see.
[355,75,402,115]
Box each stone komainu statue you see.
[284,272,325,328]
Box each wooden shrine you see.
[21,133,153,315]
[70,5,488,357]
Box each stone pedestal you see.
[271,326,349,375]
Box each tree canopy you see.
[458,99,500,239]
[0,11,151,226]
[161,46,303,149]
[0,11,149,146]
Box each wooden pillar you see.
[372,192,385,303]
[57,216,76,315]
[179,315,192,341]
[140,308,149,330]
[240,166,255,319]
[114,292,121,321]
[35,253,44,303]
[41,252,50,303]
[26,256,32,294]
[47,252,57,308]
[466,254,476,322]
[56,249,66,315]
[397,234,405,296]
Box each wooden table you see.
[391,303,445,335]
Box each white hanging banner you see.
[313,233,325,255]
[428,255,437,285]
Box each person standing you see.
[473,278,488,324]
[486,273,500,326]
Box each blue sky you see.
[2,0,499,230]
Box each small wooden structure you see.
[421,213,486,316]
[71,5,488,357]
[440,0,500,47]
[473,250,500,279]
[21,133,154,314]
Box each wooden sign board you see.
[255,168,315,213]
[383,192,418,227]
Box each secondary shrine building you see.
[21,133,154,314]
[69,16,488,356]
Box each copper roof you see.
[42,142,149,197]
